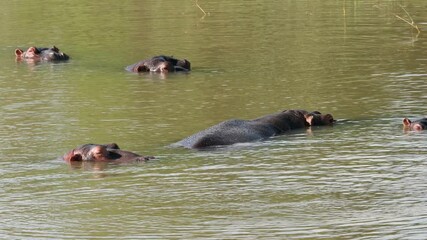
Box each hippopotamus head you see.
[305,111,336,126]
[403,117,427,131]
[63,143,152,162]
[15,46,69,61]
[175,59,191,71]
[135,59,175,72]
[126,55,191,73]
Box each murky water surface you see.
[1,1,426,239]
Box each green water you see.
[1,1,426,239]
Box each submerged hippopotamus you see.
[403,117,427,131]
[126,55,191,73]
[62,143,153,163]
[15,46,70,61]
[175,109,335,149]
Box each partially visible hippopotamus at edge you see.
[175,109,335,149]
[403,117,427,131]
[62,143,153,163]
[15,46,70,61]
[126,55,191,73]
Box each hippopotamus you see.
[175,109,335,149]
[126,55,191,73]
[403,117,427,131]
[62,143,153,163]
[15,46,69,61]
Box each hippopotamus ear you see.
[28,47,39,53]
[305,115,314,126]
[403,118,412,127]
[15,49,24,57]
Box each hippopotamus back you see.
[176,109,334,149]
[177,119,279,148]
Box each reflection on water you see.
[1,0,427,239]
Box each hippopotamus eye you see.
[32,47,41,54]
